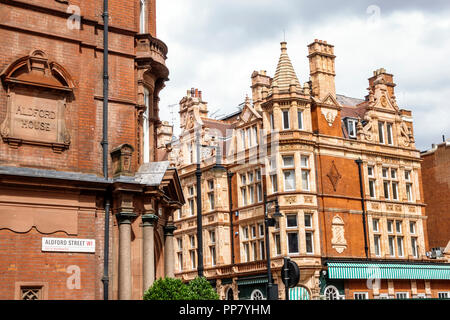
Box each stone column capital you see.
[116,212,137,225]
[142,214,159,226]
[163,224,177,236]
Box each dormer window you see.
[346,118,357,139]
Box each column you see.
[117,212,136,300]
[142,214,158,292]
[164,224,177,278]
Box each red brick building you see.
[0,0,183,300]
[421,140,450,250]
[170,40,450,300]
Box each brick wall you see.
[421,144,450,249]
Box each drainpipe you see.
[101,0,111,300]
[355,159,369,259]
[227,171,235,265]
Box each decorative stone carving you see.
[285,196,297,204]
[331,215,347,253]
[111,144,135,177]
[321,108,338,127]
[327,161,342,192]
[0,50,74,152]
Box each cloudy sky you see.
[156,0,450,151]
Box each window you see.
[298,110,304,130]
[368,166,376,198]
[410,221,416,234]
[210,246,216,266]
[271,174,278,193]
[374,235,381,257]
[387,220,394,233]
[283,156,295,168]
[244,243,250,262]
[252,242,257,261]
[284,170,296,191]
[189,236,197,270]
[269,113,274,130]
[373,219,379,232]
[438,292,450,299]
[252,126,258,146]
[387,123,394,145]
[21,287,43,300]
[354,292,368,300]
[287,232,299,254]
[396,292,409,299]
[396,221,402,234]
[388,236,395,257]
[139,0,147,34]
[259,240,265,260]
[207,180,215,211]
[301,156,310,191]
[286,214,298,228]
[251,289,265,300]
[251,226,257,239]
[246,127,252,148]
[176,238,183,271]
[406,183,413,202]
[275,233,281,255]
[347,119,357,138]
[411,237,418,258]
[304,214,312,228]
[282,110,290,130]
[143,87,150,163]
[257,182,263,202]
[383,167,399,200]
[241,186,247,206]
[324,286,342,300]
[258,224,264,236]
[378,121,385,144]
[243,227,249,240]
[240,169,263,206]
[305,231,314,254]
[397,237,404,257]
[189,199,195,216]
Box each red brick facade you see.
[0,0,184,300]
[421,142,450,249]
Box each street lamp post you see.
[264,192,282,300]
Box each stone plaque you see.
[1,88,70,151]
[0,50,72,152]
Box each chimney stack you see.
[307,39,336,100]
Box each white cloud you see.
[156,1,450,150]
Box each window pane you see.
[374,235,381,256]
[298,110,303,130]
[373,219,379,232]
[306,232,314,254]
[368,166,374,177]
[383,181,390,199]
[387,123,393,145]
[301,156,309,168]
[302,170,310,190]
[392,182,398,200]
[283,110,290,129]
[397,237,404,257]
[283,156,295,168]
[378,122,385,144]
[389,236,395,256]
[287,233,299,254]
[287,214,298,228]
[271,174,278,192]
[284,170,296,191]
[304,214,312,228]
[369,180,376,198]
[275,234,281,255]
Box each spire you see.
[273,41,300,91]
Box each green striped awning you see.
[328,262,450,280]
[289,287,310,300]
[237,276,268,286]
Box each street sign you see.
[281,258,300,288]
[42,237,96,253]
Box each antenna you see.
[283,29,286,42]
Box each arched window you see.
[324,285,340,300]
[139,0,147,33]
[226,288,234,300]
[250,289,264,300]
[143,87,150,163]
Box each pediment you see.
[237,103,261,126]
[1,50,74,92]
[373,93,398,112]
[321,93,341,108]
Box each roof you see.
[273,42,301,91]
[135,161,171,186]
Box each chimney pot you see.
[195,88,199,97]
